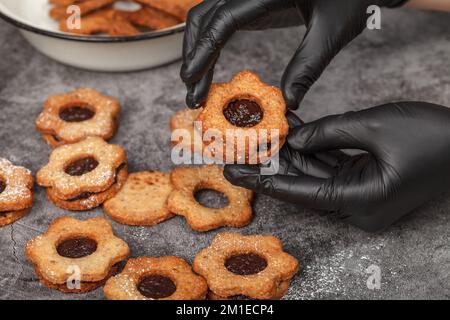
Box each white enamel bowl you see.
[0,0,185,72]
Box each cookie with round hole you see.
[37,137,127,210]
[104,170,174,226]
[36,88,120,148]
[0,158,34,226]
[26,216,130,293]
[196,71,289,164]
[104,256,208,300]
[167,165,253,232]
[193,232,299,300]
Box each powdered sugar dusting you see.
[0,158,33,205]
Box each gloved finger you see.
[182,0,220,60]
[286,111,304,128]
[186,67,215,108]
[244,9,303,30]
[287,111,375,153]
[183,0,224,107]
[281,22,345,109]
[315,150,349,168]
[280,147,336,179]
[278,156,303,176]
[223,164,338,210]
[181,0,270,84]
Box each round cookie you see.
[36,88,120,147]
[167,165,253,232]
[26,216,130,293]
[104,256,208,300]
[197,71,289,164]
[104,170,174,226]
[193,232,299,300]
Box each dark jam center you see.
[194,189,229,209]
[223,99,263,128]
[0,179,6,195]
[65,157,99,176]
[138,275,177,299]
[57,237,97,258]
[225,253,268,275]
[59,106,95,122]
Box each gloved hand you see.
[181,0,408,109]
[224,102,450,232]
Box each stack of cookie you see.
[170,71,289,164]
[36,88,128,211]
[193,233,299,300]
[49,0,202,36]
[0,159,34,227]
[37,137,128,211]
[26,216,130,293]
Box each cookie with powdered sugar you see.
[0,158,34,226]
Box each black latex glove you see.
[224,102,450,232]
[181,0,408,109]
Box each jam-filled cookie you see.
[167,165,253,232]
[104,171,174,226]
[193,232,299,300]
[37,137,127,211]
[0,159,34,227]
[197,71,289,164]
[36,88,120,148]
[26,216,130,293]
[104,256,208,300]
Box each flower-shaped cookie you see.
[26,216,130,293]
[37,137,126,201]
[0,158,33,213]
[193,232,299,300]
[104,256,208,300]
[46,164,128,211]
[197,71,289,164]
[36,88,120,147]
[167,165,253,232]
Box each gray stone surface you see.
[1,8,450,300]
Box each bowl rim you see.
[0,6,185,43]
